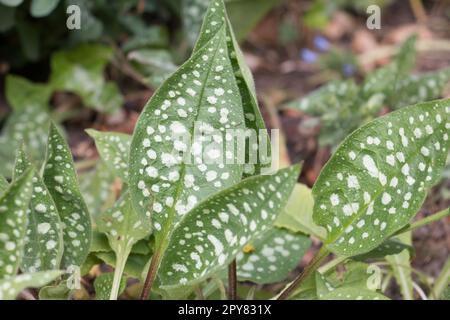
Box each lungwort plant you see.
[0,0,449,300]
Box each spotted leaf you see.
[353,238,413,261]
[313,99,450,257]
[0,175,7,194]
[0,169,34,278]
[79,161,115,221]
[393,67,450,109]
[236,227,310,284]
[194,0,270,176]
[13,146,63,273]
[43,123,91,268]
[129,20,246,242]
[94,272,126,300]
[0,270,63,300]
[159,164,301,288]
[86,130,131,181]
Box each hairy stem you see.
[228,259,237,300]
[277,246,330,300]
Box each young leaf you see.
[39,280,73,300]
[94,272,126,300]
[43,123,91,268]
[313,99,450,257]
[0,169,33,278]
[0,175,8,194]
[275,183,326,239]
[159,164,301,288]
[97,192,151,298]
[86,130,131,181]
[236,227,311,284]
[129,23,246,240]
[0,270,63,300]
[13,146,64,272]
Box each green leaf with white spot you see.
[43,123,91,268]
[79,161,115,221]
[0,75,55,177]
[393,67,450,109]
[313,99,450,257]
[275,183,326,239]
[94,272,126,300]
[0,176,8,195]
[0,270,63,300]
[97,192,151,299]
[0,169,34,278]
[236,227,311,284]
[129,17,246,243]
[194,0,270,176]
[159,164,301,288]
[86,130,131,181]
[13,146,64,273]
[353,238,413,261]
[319,286,389,300]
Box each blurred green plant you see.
[287,36,450,148]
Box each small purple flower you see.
[313,35,330,52]
[343,63,355,76]
[300,49,317,64]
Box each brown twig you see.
[228,260,237,300]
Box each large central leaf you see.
[313,99,449,257]
[129,23,246,242]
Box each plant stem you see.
[277,246,330,300]
[140,246,163,300]
[228,259,237,300]
[394,207,449,236]
[431,257,450,299]
[110,247,130,300]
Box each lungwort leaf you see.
[30,0,60,17]
[194,0,270,176]
[0,176,7,194]
[236,227,310,284]
[43,123,91,268]
[159,164,301,288]
[0,270,63,300]
[129,18,246,241]
[319,286,389,300]
[0,169,33,278]
[313,99,450,257]
[86,130,131,181]
[13,147,63,273]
